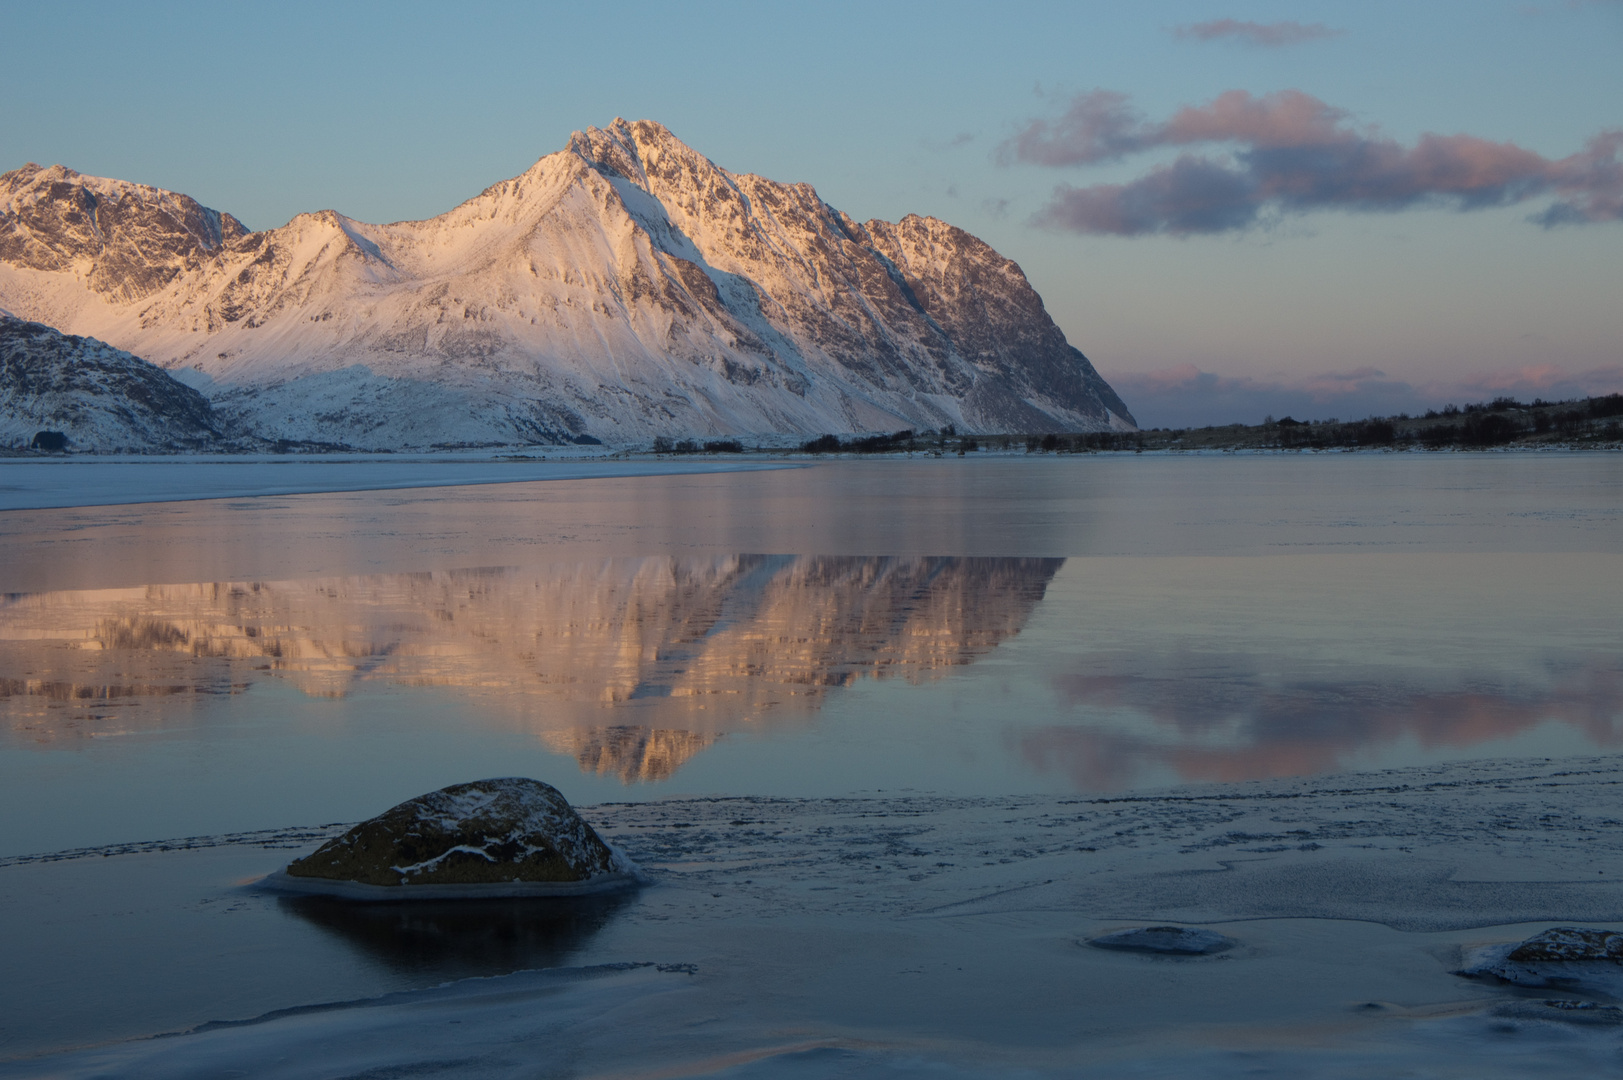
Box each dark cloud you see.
[1001,89,1623,235]
[1109,362,1623,429]
[1171,19,1345,47]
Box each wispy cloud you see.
[1109,363,1623,428]
[1171,19,1344,47]
[922,131,977,153]
[1000,89,1623,235]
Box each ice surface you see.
[6,754,1623,1076]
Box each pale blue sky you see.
[3,0,1619,424]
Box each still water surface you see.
[2,454,1620,856]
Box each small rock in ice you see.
[1506,927,1623,963]
[1459,927,1623,995]
[1087,926,1236,955]
[264,778,639,899]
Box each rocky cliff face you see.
[0,122,1134,446]
[0,315,222,451]
[0,164,247,306]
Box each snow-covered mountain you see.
[0,121,1134,447]
[0,316,222,451]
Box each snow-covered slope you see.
[0,316,222,451]
[0,123,1135,447]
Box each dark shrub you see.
[1352,420,1396,446]
[703,439,744,453]
[30,431,68,451]
[1422,424,1459,448]
[1589,394,1623,420]
[801,434,842,453]
[1461,414,1518,446]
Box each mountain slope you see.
[0,315,222,451]
[0,122,1134,446]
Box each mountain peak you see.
[1,162,250,304]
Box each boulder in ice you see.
[265,778,639,899]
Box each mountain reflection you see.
[0,556,1063,780]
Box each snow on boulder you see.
[1459,927,1623,997]
[266,778,640,899]
[1087,926,1237,955]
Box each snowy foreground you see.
[6,755,1623,1077]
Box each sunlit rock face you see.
[0,555,1063,780]
[0,121,1134,445]
[0,164,248,306]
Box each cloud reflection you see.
[1023,655,1623,789]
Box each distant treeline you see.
[653,437,745,454]
[800,393,1623,454]
[800,427,983,455]
[1124,393,1623,453]
[645,393,1623,456]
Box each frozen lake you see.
[2,453,1621,1075]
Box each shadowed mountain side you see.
[0,122,1134,445]
[1,316,223,450]
[0,556,1064,779]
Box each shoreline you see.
[2,445,1617,514]
[0,455,804,512]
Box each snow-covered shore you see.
[0,453,800,511]
[6,754,1622,1076]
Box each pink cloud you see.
[1001,89,1623,234]
[1171,19,1345,47]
